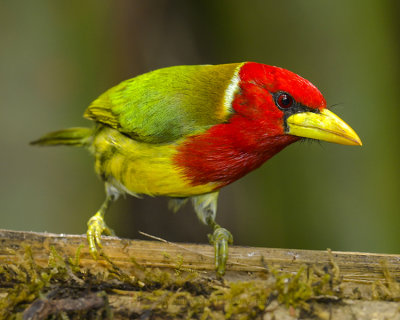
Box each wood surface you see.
[1,229,400,319]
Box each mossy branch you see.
[1,229,400,319]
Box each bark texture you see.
[1,229,400,319]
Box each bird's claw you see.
[208,227,233,276]
[86,212,115,259]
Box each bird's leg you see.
[191,192,233,276]
[86,183,119,259]
[206,218,233,276]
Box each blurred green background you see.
[1,0,399,253]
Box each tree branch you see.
[1,229,400,319]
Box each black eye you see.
[276,93,294,109]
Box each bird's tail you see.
[30,127,93,147]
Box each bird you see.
[31,62,362,276]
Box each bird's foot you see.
[208,226,233,276]
[86,212,115,259]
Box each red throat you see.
[174,127,299,188]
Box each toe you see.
[87,229,99,259]
[211,227,234,276]
[86,213,107,258]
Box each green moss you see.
[272,266,333,309]
[210,281,270,319]
[0,246,112,319]
[372,260,400,301]
[0,246,50,318]
[2,246,383,319]
[271,249,342,311]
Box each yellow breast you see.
[90,126,218,197]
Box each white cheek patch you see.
[223,63,244,114]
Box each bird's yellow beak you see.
[286,109,362,146]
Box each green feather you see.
[84,63,242,144]
[30,127,92,147]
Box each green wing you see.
[84,63,242,144]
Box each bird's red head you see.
[175,62,361,188]
[240,63,326,109]
[232,62,326,139]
